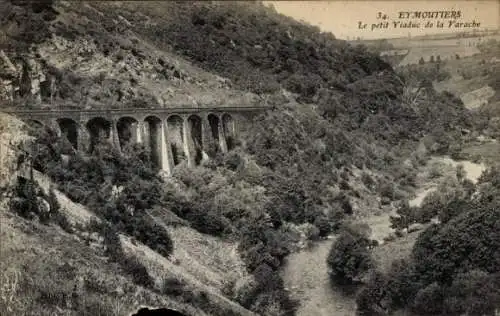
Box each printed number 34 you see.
[377,12,388,20]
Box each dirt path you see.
[282,156,486,315]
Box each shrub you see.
[412,282,444,315]
[46,186,60,214]
[361,172,376,190]
[99,222,154,288]
[120,256,154,289]
[412,206,500,285]
[437,198,469,224]
[102,223,123,260]
[380,190,500,315]
[384,259,422,309]
[174,202,232,236]
[162,276,186,297]
[428,164,442,178]
[389,201,418,230]
[326,223,374,285]
[45,187,73,233]
[444,270,500,316]
[297,223,320,241]
[356,271,390,316]
[54,209,73,233]
[380,183,395,200]
[9,177,41,220]
[238,263,299,316]
[124,215,174,258]
[313,213,337,237]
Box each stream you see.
[281,156,486,316]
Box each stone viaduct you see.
[4,106,267,175]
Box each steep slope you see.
[0,1,259,108]
[0,1,480,316]
[0,113,257,316]
[93,1,392,100]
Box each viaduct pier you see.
[3,105,268,175]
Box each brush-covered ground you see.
[0,114,259,316]
[1,1,494,316]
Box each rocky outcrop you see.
[0,51,49,103]
[0,113,32,188]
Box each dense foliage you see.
[327,223,375,285]
[105,1,472,148]
[356,168,500,316]
[107,1,391,101]
[0,0,57,51]
[31,126,174,258]
[8,173,72,233]
[31,123,305,315]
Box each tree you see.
[412,206,500,285]
[47,185,60,215]
[327,223,374,285]
[356,271,390,316]
[389,200,417,230]
[418,57,425,65]
[444,270,500,316]
[413,282,444,315]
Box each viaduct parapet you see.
[3,106,268,175]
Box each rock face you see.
[0,113,32,188]
[0,52,48,103]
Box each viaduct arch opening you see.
[117,116,139,151]
[86,117,111,153]
[144,116,162,169]
[187,115,203,165]
[167,115,185,166]
[57,118,79,150]
[207,114,220,155]
[222,113,235,150]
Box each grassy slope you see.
[0,187,255,316]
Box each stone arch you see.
[187,115,203,165]
[144,115,163,168]
[86,117,112,153]
[167,115,185,166]
[57,118,79,149]
[117,116,139,150]
[207,113,220,154]
[222,113,236,150]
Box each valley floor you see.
[281,155,487,316]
